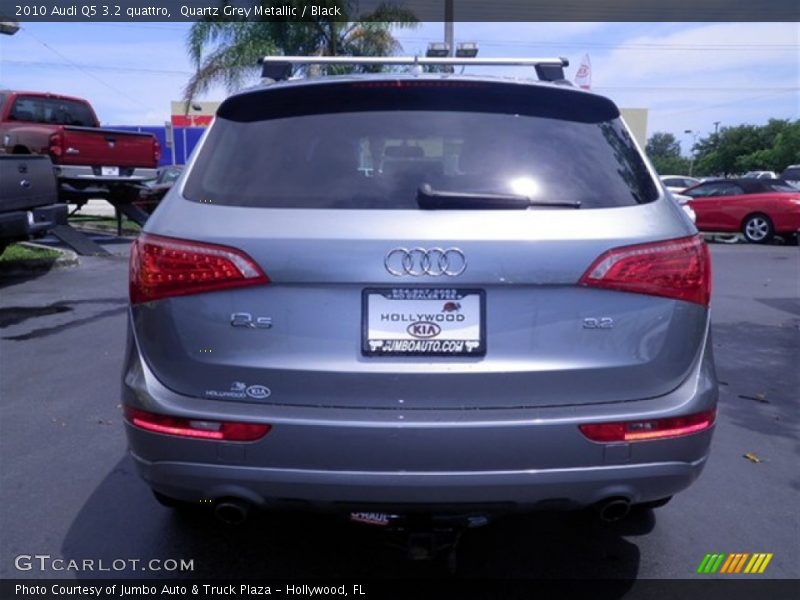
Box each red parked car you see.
[682,179,800,244]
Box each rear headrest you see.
[384,145,425,159]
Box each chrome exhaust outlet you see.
[214,499,250,525]
[596,498,631,522]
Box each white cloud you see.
[596,23,798,82]
[580,23,799,138]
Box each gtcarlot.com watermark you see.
[14,554,194,573]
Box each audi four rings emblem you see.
[384,247,467,277]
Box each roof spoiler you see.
[258,56,570,83]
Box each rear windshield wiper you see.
[416,184,581,210]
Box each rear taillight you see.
[48,131,63,158]
[579,234,711,306]
[125,407,271,442]
[130,233,268,304]
[579,409,716,443]
[153,139,161,163]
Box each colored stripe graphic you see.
[697,554,711,573]
[734,553,750,573]
[744,554,760,573]
[710,554,725,573]
[719,554,735,573]
[701,553,774,575]
[758,553,773,573]
[697,554,713,574]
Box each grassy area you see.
[0,243,61,263]
[69,214,142,233]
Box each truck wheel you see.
[742,214,774,244]
[109,185,141,206]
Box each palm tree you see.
[183,1,418,104]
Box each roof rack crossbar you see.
[259,55,569,82]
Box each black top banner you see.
[1,0,799,22]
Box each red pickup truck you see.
[0,90,160,204]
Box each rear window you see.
[184,82,659,210]
[9,96,96,127]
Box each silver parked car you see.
[659,175,701,194]
[123,58,717,528]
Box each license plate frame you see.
[361,288,486,357]
[101,166,120,177]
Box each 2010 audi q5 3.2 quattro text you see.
[122,56,717,530]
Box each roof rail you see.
[259,56,570,83]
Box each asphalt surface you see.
[0,240,798,585]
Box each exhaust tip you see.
[596,497,631,522]
[214,498,250,525]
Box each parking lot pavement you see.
[0,242,797,582]
[67,199,118,218]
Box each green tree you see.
[693,119,795,176]
[645,132,690,174]
[767,121,800,171]
[735,121,800,172]
[183,1,418,103]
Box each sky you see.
[1,21,797,155]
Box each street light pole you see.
[445,0,454,57]
[684,129,699,177]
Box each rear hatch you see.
[132,78,709,410]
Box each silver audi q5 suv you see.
[123,61,717,525]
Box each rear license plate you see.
[101,166,119,176]
[362,288,485,357]
[350,512,397,526]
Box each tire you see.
[742,214,774,244]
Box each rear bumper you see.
[122,321,718,512]
[55,164,157,183]
[130,450,708,512]
[0,203,67,240]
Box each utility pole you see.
[684,129,699,177]
[445,0,454,57]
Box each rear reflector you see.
[579,409,716,443]
[579,234,711,306]
[125,407,271,442]
[130,233,268,304]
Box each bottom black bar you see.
[2,579,799,600]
